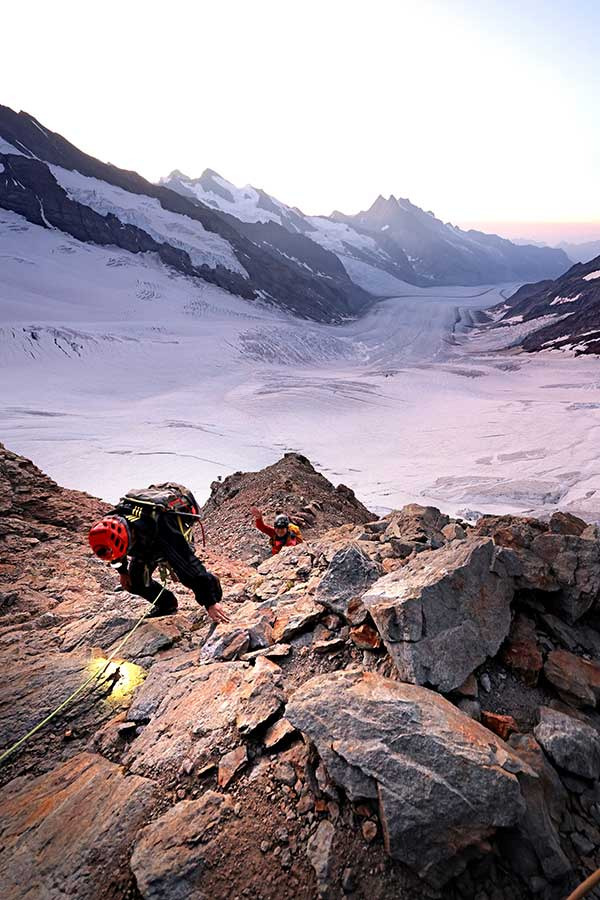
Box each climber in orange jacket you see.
[250,507,303,555]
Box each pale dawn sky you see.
[2,0,599,243]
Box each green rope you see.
[0,581,168,766]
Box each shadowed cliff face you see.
[488,255,600,355]
[1,443,600,899]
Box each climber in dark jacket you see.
[88,491,229,622]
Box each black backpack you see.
[120,482,199,518]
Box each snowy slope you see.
[161,169,303,228]
[51,166,246,275]
[0,105,370,324]
[483,256,600,355]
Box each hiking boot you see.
[147,599,178,618]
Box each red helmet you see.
[88,516,130,562]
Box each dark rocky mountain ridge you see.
[488,255,600,355]
[0,105,371,324]
[333,193,571,286]
[163,167,570,289]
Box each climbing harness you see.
[0,578,169,766]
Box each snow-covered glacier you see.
[1,207,599,524]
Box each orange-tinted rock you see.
[501,639,543,686]
[456,674,478,698]
[544,650,600,707]
[481,711,519,741]
[272,596,322,642]
[218,745,248,787]
[350,624,382,650]
[264,717,297,749]
[381,557,404,574]
[362,820,378,842]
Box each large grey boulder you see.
[534,706,600,780]
[315,543,382,621]
[286,669,533,885]
[362,537,514,692]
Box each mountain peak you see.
[163,168,191,182]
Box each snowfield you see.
[1,208,599,523]
[50,166,247,276]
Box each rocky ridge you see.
[162,169,570,289]
[200,452,373,562]
[484,255,600,355]
[1,445,600,899]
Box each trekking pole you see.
[566,869,600,900]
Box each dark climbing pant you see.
[126,515,222,614]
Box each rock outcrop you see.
[362,537,514,691]
[286,669,532,885]
[0,753,157,900]
[201,452,372,560]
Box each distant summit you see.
[162,169,571,290]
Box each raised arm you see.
[250,506,276,538]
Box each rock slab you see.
[287,669,532,884]
[0,752,156,900]
[131,791,234,900]
[363,537,514,692]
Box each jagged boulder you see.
[474,515,557,590]
[535,534,600,622]
[131,791,234,899]
[286,669,533,886]
[315,543,382,621]
[380,503,450,547]
[123,658,284,778]
[0,752,157,900]
[475,515,600,622]
[534,706,600,780]
[362,537,514,692]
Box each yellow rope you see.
[0,582,167,766]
